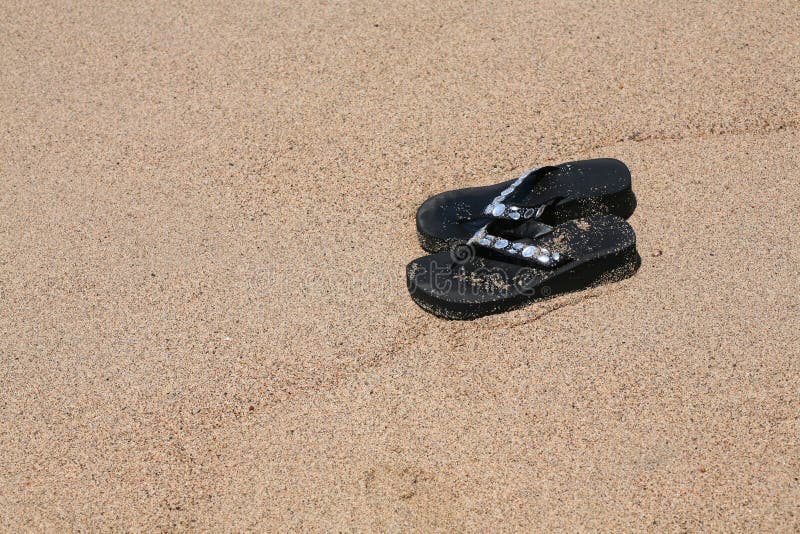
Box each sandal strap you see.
[467,224,565,268]
[482,166,557,220]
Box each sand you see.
[1,0,799,530]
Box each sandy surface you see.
[1,0,799,530]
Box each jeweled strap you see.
[486,203,548,221]
[482,166,555,220]
[467,225,563,267]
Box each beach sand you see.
[1,0,798,530]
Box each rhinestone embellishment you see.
[467,225,562,266]
[483,168,541,218]
[487,202,547,220]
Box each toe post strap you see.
[486,203,547,220]
[483,166,557,220]
[468,226,564,267]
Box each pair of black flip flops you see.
[406,159,641,320]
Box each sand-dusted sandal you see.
[407,214,640,320]
[416,159,636,253]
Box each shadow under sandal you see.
[407,214,641,320]
[416,158,636,253]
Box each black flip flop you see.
[416,158,636,253]
[407,214,640,320]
